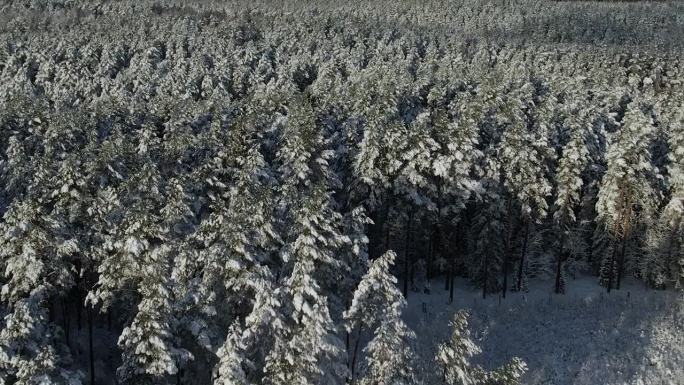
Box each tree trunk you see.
[607,241,618,293]
[501,199,514,298]
[76,287,82,332]
[516,222,531,292]
[350,328,362,382]
[75,260,83,332]
[482,249,489,299]
[403,211,413,299]
[427,224,435,283]
[554,234,565,294]
[62,298,70,350]
[383,220,391,253]
[445,229,452,292]
[616,234,628,290]
[88,305,95,385]
[449,256,455,303]
[502,256,509,298]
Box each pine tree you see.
[596,101,661,292]
[359,307,418,385]
[0,287,81,385]
[435,310,481,385]
[345,250,418,385]
[642,97,684,288]
[116,245,190,385]
[263,260,346,385]
[436,310,527,385]
[213,322,250,385]
[497,80,554,294]
[553,107,591,294]
[470,158,506,298]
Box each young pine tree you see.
[345,250,418,385]
[436,310,527,385]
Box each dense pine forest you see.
[0,0,683,384]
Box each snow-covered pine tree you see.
[552,102,591,294]
[642,97,684,288]
[479,358,527,385]
[192,105,277,342]
[429,91,483,301]
[344,250,418,385]
[264,96,349,385]
[596,100,661,292]
[0,287,82,385]
[213,322,250,385]
[0,176,84,383]
[117,245,190,385]
[435,310,482,385]
[469,170,506,298]
[435,310,527,385]
[497,80,554,294]
[262,257,346,385]
[359,305,418,385]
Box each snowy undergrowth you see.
[405,276,684,385]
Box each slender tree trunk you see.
[445,228,452,292]
[502,256,509,298]
[516,222,531,292]
[449,255,455,303]
[350,328,362,382]
[502,199,514,298]
[62,298,70,349]
[607,241,618,293]
[76,287,82,332]
[75,260,83,332]
[383,220,390,253]
[403,211,413,298]
[554,234,565,294]
[616,234,628,290]
[345,331,350,354]
[88,305,95,385]
[615,191,633,291]
[482,250,489,299]
[427,225,434,283]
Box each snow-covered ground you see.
[405,276,684,385]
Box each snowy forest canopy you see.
[0,0,683,384]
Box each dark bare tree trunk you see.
[88,305,95,385]
[502,257,509,298]
[427,225,435,283]
[75,260,83,332]
[501,199,514,298]
[383,217,391,253]
[403,211,413,298]
[515,222,531,292]
[449,256,455,303]
[616,234,628,290]
[554,234,565,294]
[607,241,618,293]
[76,287,82,332]
[350,328,362,382]
[62,298,70,349]
[482,250,489,299]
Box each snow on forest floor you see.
[404,276,684,385]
